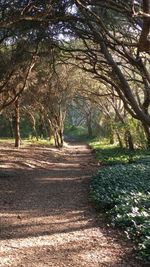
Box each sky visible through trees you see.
[1,1,150,264]
[0,0,149,148]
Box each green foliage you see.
[90,164,150,261]
[0,115,33,138]
[64,125,89,140]
[126,118,147,148]
[0,115,12,137]
[65,125,96,142]
[90,141,150,261]
[90,140,150,165]
[90,164,150,210]
[20,118,33,138]
[110,193,150,261]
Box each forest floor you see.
[0,141,148,267]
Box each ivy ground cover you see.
[90,141,150,261]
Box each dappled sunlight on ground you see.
[0,142,146,266]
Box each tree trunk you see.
[43,117,48,139]
[9,117,14,138]
[29,113,38,140]
[109,123,114,144]
[100,41,150,126]
[124,130,134,150]
[138,0,150,52]
[115,130,123,148]
[59,129,64,147]
[142,123,150,148]
[14,98,20,148]
[54,131,60,148]
[47,118,53,141]
[109,133,114,144]
[86,114,93,137]
[87,123,93,137]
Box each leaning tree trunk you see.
[115,130,123,148]
[138,0,150,53]
[14,98,20,148]
[142,123,150,148]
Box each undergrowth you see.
[90,140,150,165]
[64,125,94,142]
[90,140,150,261]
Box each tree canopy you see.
[0,0,150,146]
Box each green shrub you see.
[90,163,150,261]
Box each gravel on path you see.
[0,142,147,267]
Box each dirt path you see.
[0,142,147,267]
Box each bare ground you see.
[0,142,148,267]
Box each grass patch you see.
[90,140,150,261]
[25,138,54,146]
[0,138,54,147]
[0,138,15,143]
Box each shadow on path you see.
[0,142,148,267]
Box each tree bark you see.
[115,130,123,148]
[47,119,53,141]
[138,0,150,52]
[86,114,93,137]
[142,123,150,147]
[14,98,20,148]
[109,122,114,144]
[100,41,150,126]
[29,112,38,140]
[124,130,134,150]
[9,117,14,138]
